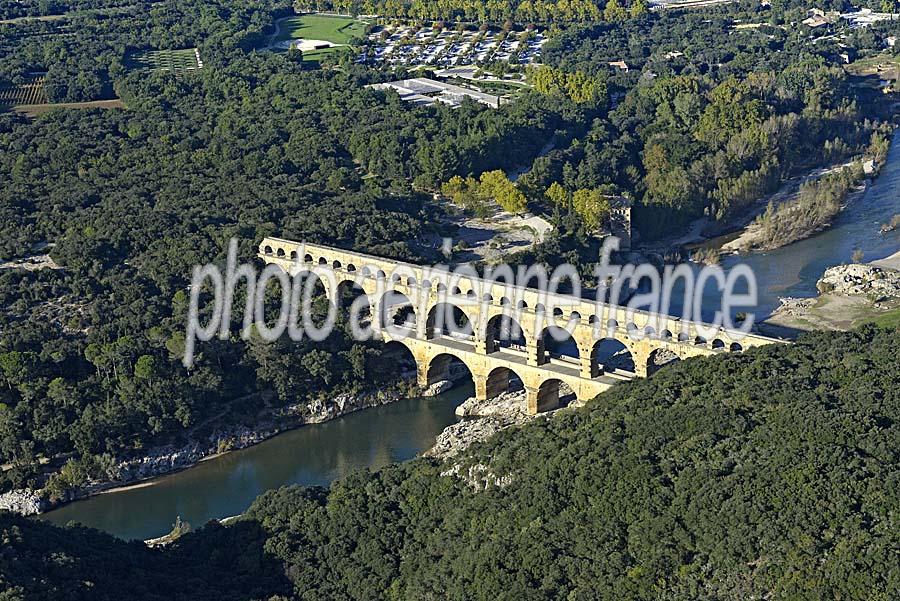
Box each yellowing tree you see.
[630,0,649,18]
[441,175,488,216]
[573,188,612,231]
[479,170,527,214]
[545,181,570,207]
[604,0,627,22]
[529,65,606,105]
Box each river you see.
[41,385,472,541]
[717,140,900,318]
[674,140,900,323]
[39,142,900,542]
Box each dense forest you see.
[1,327,898,600]
[0,0,594,495]
[0,0,898,503]
[1,0,899,596]
[0,0,139,21]
[0,68,588,493]
[532,6,898,236]
[0,0,297,102]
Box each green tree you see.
[0,352,31,390]
[134,355,157,381]
[302,350,334,387]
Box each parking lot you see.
[358,25,547,68]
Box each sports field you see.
[125,48,201,73]
[273,14,367,45]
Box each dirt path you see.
[267,15,297,50]
[0,14,66,24]
[13,99,124,117]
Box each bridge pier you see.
[629,341,653,378]
[526,384,559,415]
[579,344,600,379]
[416,362,430,389]
[526,339,546,367]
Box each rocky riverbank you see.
[2,381,418,516]
[720,178,869,255]
[763,260,900,333]
[816,262,900,299]
[0,489,47,516]
[427,384,581,462]
[426,390,532,461]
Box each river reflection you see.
[41,385,471,541]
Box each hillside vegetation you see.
[2,326,898,600]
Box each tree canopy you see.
[2,326,898,600]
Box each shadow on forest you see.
[0,513,292,601]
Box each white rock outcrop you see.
[422,380,454,397]
[817,264,900,299]
[0,489,46,516]
[429,390,533,461]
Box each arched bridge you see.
[259,238,782,414]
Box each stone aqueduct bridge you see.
[259,238,781,414]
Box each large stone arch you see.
[291,268,332,302]
[426,302,474,340]
[336,279,368,309]
[592,338,635,375]
[382,340,417,380]
[483,312,527,353]
[378,290,417,333]
[481,365,525,400]
[540,325,580,365]
[646,348,681,377]
[533,378,567,413]
[424,352,474,390]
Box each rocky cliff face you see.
[817,264,900,300]
[427,389,537,463]
[428,384,582,488]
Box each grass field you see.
[0,76,48,108]
[846,52,900,79]
[273,14,367,45]
[125,48,201,73]
[865,305,900,329]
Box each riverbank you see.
[2,379,420,517]
[762,258,900,334]
[140,384,566,544]
[643,145,888,260]
[872,249,900,270]
[720,174,869,255]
